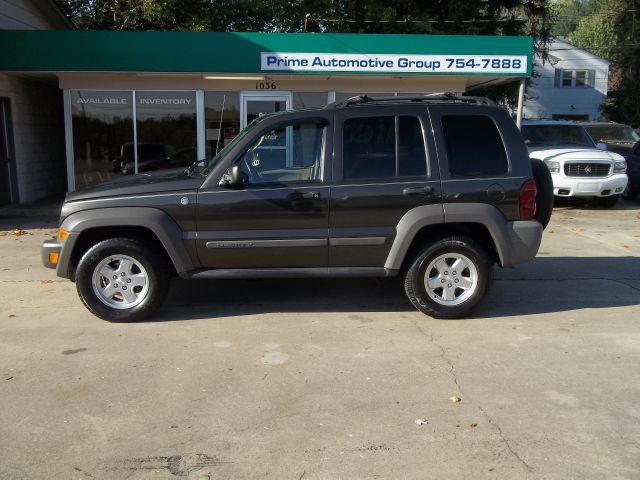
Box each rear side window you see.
[343,116,427,180]
[441,115,509,178]
[399,116,428,176]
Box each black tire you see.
[404,237,492,319]
[530,158,554,229]
[595,194,620,208]
[75,238,170,322]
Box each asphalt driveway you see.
[1,200,639,479]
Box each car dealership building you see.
[0,23,532,204]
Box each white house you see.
[524,38,609,121]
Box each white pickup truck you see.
[521,120,628,207]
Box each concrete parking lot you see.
[1,199,639,480]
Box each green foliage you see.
[550,0,599,37]
[568,0,617,59]
[601,0,640,126]
[55,0,549,37]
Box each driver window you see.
[238,122,325,184]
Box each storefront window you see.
[71,90,133,189]
[134,91,197,174]
[292,92,329,109]
[204,92,240,158]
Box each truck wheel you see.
[75,238,170,322]
[530,158,554,229]
[404,237,492,319]
[596,195,620,208]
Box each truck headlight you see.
[545,160,560,173]
[613,161,627,173]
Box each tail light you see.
[519,179,537,220]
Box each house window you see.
[555,69,594,88]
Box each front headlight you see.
[613,161,627,173]
[545,160,560,173]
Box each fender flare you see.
[384,203,542,269]
[58,207,194,278]
[384,204,444,270]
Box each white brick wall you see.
[0,74,67,203]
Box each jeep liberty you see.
[42,95,551,321]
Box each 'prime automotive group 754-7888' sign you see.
[261,52,528,75]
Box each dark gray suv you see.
[42,95,550,322]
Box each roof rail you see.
[326,92,497,109]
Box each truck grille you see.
[564,163,610,177]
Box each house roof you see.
[543,38,610,67]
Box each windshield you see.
[200,116,266,176]
[521,125,596,148]
[584,124,640,143]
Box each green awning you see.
[0,30,532,76]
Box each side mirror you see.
[219,164,247,188]
[596,142,607,151]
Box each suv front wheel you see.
[404,237,492,319]
[75,238,170,322]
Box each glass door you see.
[240,92,292,129]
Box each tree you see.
[601,0,640,126]
[55,0,550,37]
[568,0,617,58]
[550,0,599,38]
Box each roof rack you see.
[326,92,497,109]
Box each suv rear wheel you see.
[75,238,170,322]
[404,237,492,319]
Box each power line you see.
[549,44,640,51]
[314,17,527,24]
[552,10,639,17]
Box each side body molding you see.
[384,204,445,270]
[58,207,194,278]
